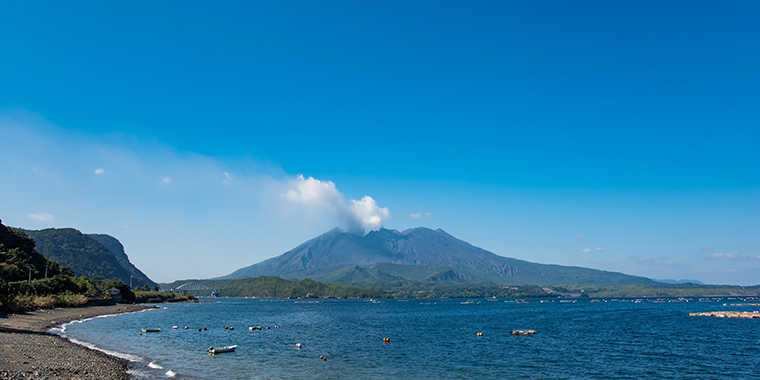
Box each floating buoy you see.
[224,326,229,330]
[296,343,302,349]
[383,337,390,343]
[203,327,207,331]
[198,328,202,332]
[266,326,271,329]
[528,330,535,335]
[275,325,280,328]
[184,326,188,329]
[511,331,518,335]
[477,332,483,337]
[172,326,178,329]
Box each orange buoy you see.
[477,332,483,337]
[224,326,229,329]
[511,331,518,335]
[230,327,234,330]
[383,337,390,343]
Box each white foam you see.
[47,308,159,363]
[66,337,144,362]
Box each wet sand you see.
[0,304,153,379]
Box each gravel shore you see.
[0,304,153,380]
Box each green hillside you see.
[1,220,136,311]
[1,223,68,283]
[21,228,150,286]
[161,276,391,299]
[316,263,492,283]
[87,233,156,287]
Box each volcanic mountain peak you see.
[221,227,655,286]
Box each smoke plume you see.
[281,175,390,235]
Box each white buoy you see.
[296,343,302,349]
[172,326,178,329]
[148,361,164,369]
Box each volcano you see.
[221,227,654,286]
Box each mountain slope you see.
[223,227,656,286]
[88,234,156,287]
[21,228,152,286]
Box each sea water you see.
[58,297,760,379]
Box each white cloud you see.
[349,196,390,233]
[595,247,606,252]
[28,212,55,222]
[630,255,692,267]
[711,252,760,260]
[223,171,233,185]
[410,212,431,220]
[162,176,171,183]
[281,175,390,235]
[95,168,105,175]
[581,248,592,253]
[576,234,586,239]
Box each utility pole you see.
[28,268,32,284]
[130,275,133,289]
[45,264,48,278]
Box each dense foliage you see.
[22,228,135,285]
[133,290,196,303]
[87,233,156,287]
[0,221,137,311]
[343,281,551,298]
[161,276,392,299]
[332,281,760,299]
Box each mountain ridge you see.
[20,228,155,287]
[222,227,656,286]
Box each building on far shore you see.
[107,288,122,303]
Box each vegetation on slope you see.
[21,228,135,285]
[87,233,156,287]
[161,276,391,299]
[344,281,550,298]
[133,290,196,303]
[549,283,760,298]
[0,221,138,312]
[335,281,760,299]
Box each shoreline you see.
[0,304,154,380]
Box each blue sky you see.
[1,1,758,284]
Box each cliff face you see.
[20,228,155,287]
[88,234,156,287]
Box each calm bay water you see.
[57,297,760,379]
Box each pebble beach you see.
[0,304,152,380]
